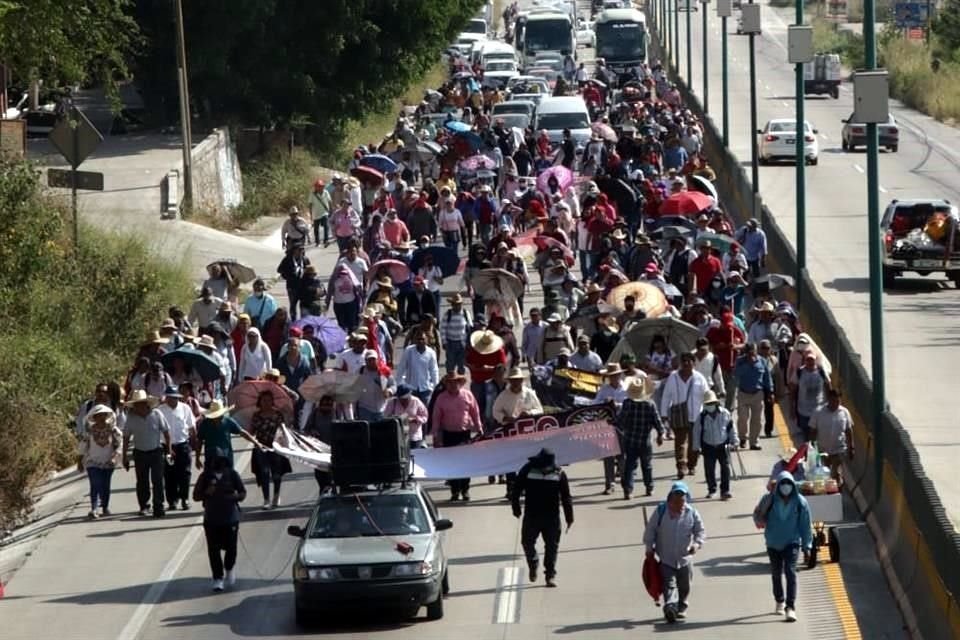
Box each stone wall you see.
[188,127,243,216]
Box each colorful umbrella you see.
[658,191,713,216]
[689,174,719,202]
[445,120,472,134]
[591,122,618,143]
[472,268,524,300]
[533,235,576,266]
[298,370,362,403]
[410,246,460,277]
[536,165,574,194]
[207,259,256,283]
[460,154,497,172]
[227,380,295,428]
[350,165,385,185]
[454,130,484,152]
[291,315,347,354]
[160,346,222,383]
[695,232,735,253]
[606,282,668,317]
[368,259,411,285]
[359,153,398,175]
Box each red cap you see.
[289,327,303,337]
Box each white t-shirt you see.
[335,349,367,374]
[419,265,444,293]
[157,402,196,445]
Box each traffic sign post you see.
[48,106,103,248]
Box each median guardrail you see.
[645,17,960,639]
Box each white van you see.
[533,95,592,147]
[478,41,518,68]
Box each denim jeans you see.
[701,443,730,495]
[313,216,329,246]
[445,340,466,374]
[768,544,800,609]
[442,230,460,253]
[660,563,692,611]
[621,445,653,494]
[86,467,115,511]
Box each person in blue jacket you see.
[755,470,813,623]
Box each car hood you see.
[301,533,435,566]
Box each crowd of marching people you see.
[70,11,855,618]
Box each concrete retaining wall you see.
[166,127,243,218]
[646,16,960,639]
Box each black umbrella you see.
[596,176,637,214]
[160,346,222,383]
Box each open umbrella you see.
[612,316,700,363]
[227,380,295,428]
[606,282,669,317]
[411,246,460,277]
[359,153,398,175]
[460,154,497,172]
[695,231,735,253]
[472,268,524,300]
[291,315,347,354]
[207,259,256,284]
[591,122,618,143]
[445,120,472,134]
[298,370,363,403]
[368,259,411,285]
[688,174,719,202]
[160,346,222,383]
[452,70,475,80]
[536,165,574,194]
[752,273,796,294]
[566,304,603,332]
[454,130,484,152]
[417,141,444,158]
[350,165,384,185]
[659,191,713,216]
[596,176,637,214]
[645,278,684,300]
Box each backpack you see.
[444,308,470,325]
[652,501,699,530]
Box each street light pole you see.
[748,9,759,207]
[173,0,193,213]
[721,16,729,144]
[686,0,693,86]
[795,2,807,309]
[863,0,885,501]
[674,0,681,73]
[702,0,709,113]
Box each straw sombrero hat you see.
[470,330,504,355]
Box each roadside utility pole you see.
[788,11,812,309]
[686,0,693,86]
[743,2,761,211]
[718,0,731,146]
[702,0,709,112]
[674,0,681,72]
[174,0,194,213]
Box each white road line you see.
[116,449,253,640]
[494,566,521,624]
[853,163,865,174]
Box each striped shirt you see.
[441,308,471,343]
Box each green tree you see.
[132,0,484,141]
[934,0,960,53]
[0,0,140,98]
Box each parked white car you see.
[757,118,819,166]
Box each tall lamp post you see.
[856,9,889,502]
[742,2,762,215]
[173,0,193,213]
[686,0,693,86]
[674,0,681,72]
[702,0,709,112]
[717,0,732,146]
[788,22,813,309]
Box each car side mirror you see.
[434,518,454,532]
[287,525,306,538]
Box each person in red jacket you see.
[688,240,724,298]
[466,328,508,421]
[706,310,745,411]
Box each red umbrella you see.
[642,555,663,605]
[658,191,713,216]
[533,235,575,266]
[350,165,385,185]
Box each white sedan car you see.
[758,118,819,165]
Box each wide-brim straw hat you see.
[470,329,504,355]
[204,399,234,419]
[627,379,649,401]
[600,363,624,377]
[506,367,526,380]
[143,330,170,346]
[124,389,159,408]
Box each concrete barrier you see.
[645,16,960,639]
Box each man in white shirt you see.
[356,351,397,422]
[569,335,603,373]
[521,308,546,364]
[491,368,543,425]
[337,245,369,285]
[157,385,197,511]
[397,333,440,407]
[335,335,369,374]
[595,363,629,494]
[659,353,710,480]
[693,337,725,398]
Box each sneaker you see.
[775,602,785,615]
[271,495,281,508]
[623,491,632,500]
[212,579,225,592]
[706,492,715,499]
[225,569,236,587]
[181,500,190,511]
[750,444,763,451]
[675,609,687,620]
[262,501,272,510]
[664,605,678,623]
[602,486,612,495]
[168,502,177,512]
[138,508,150,517]
[785,607,797,622]
[450,493,461,502]
[461,492,471,502]
[87,510,99,520]
[721,493,733,501]
[644,487,654,497]
[101,508,111,517]
[545,576,557,588]
[529,565,538,582]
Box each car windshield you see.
[498,113,531,129]
[537,111,589,130]
[466,20,487,34]
[309,494,431,538]
[596,21,647,60]
[495,103,532,114]
[487,62,516,72]
[525,19,572,52]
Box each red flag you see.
[642,555,662,605]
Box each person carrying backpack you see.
[752,471,813,623]
[642,481,706,624]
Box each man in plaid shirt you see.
[618,379,665,499]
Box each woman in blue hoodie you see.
[754,471,813,623]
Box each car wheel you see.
[831,87,840,99]
[890,144,898,153]
[426,589,445,620]
[442,570,450,596]
[882,266,896,288]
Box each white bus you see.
[517,10,576,69]
[595,8,648,74]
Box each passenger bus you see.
[516,10,576,70]
[594,8,648,74]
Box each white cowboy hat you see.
[470,330,504,355]
[204,399,234,419]
[124,389,158,408]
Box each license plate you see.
[913,259,942,269]
[785,138,795,144]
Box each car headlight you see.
[393,561,434,577]
[295,565,339,581]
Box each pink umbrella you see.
[227,380,295,428]
[591,122,618,143]
[534,235,576,266]
[537,165,574,195]
[368,259,411,285]
[460,154,497,172]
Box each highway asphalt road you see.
[675,2,960,528]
